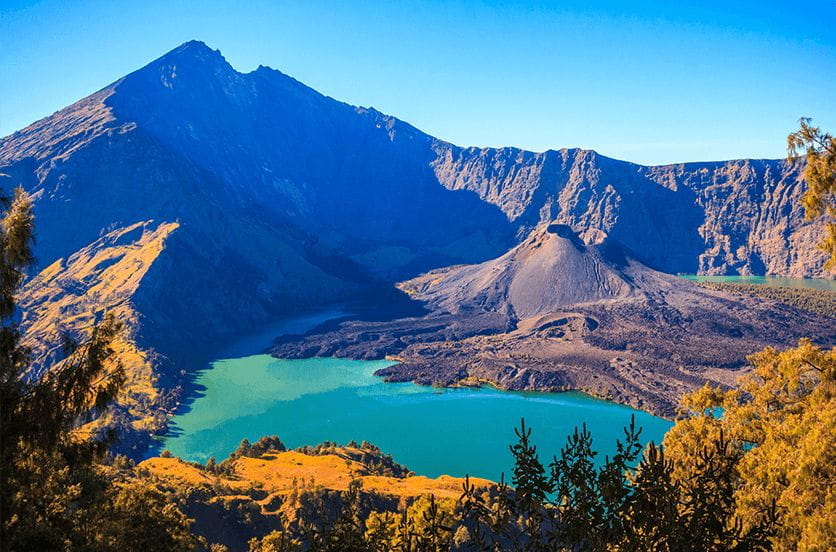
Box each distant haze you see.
[1,0,835,165]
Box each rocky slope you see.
[1,41,827,282]
[0,41,516,449]
[0,40,831,441]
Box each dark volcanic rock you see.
[272,226,834,417]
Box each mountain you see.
[0,41,517,448]
[272,224,833,416]
[403,224,640,317]
[0,41,831,441]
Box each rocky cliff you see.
[2,41,827,284]
[432,146,828,277]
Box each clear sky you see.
[1,0,834,165]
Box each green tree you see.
[787,117,836,267]
[411,494,455,552]
[248,529,299,552]
[324,479,367,551]
[547,417,642,548]
[549,423,602,548]
[509,418,551,549]
[509,418,552,508]
[620,443,682,549]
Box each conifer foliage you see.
[788,117,836,267]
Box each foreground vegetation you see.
[787,117,835,268]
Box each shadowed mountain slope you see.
[0,41,516,449]
[1,41,827,281]
[0,41,513,277]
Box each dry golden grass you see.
[140,448,494,502]
[19,220,179,436]
[140,457,217,487]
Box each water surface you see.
[161,313,672,480]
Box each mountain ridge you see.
[0,40,809,168]
[2,40,826,279]
[0,40,831,449]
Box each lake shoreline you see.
[158,353,673,479]
[678,274,836,291]
[142,305,358,459]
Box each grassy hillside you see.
[696,281,836,317]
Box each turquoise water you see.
[160,312,673,480]
[680,274,835,291]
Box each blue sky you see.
[1,0,834,165]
